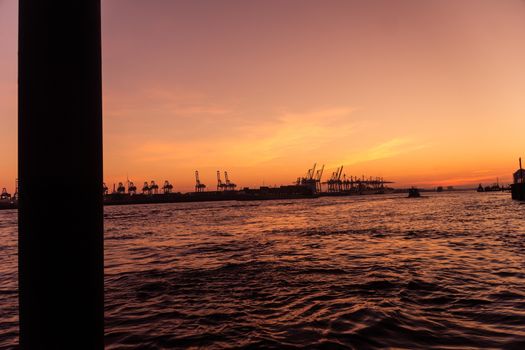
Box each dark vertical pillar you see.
[18,1,104,349]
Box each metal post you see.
[18,1,104,348]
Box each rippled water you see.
[1,192,525,349]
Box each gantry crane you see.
[194,171,206,192]
[150,181,159,194]
[296,163,322,193]
[1,188,11,200]
[224,171,237,191]
[325,165,343,192]
[128,181,137,195]
[314,164,324,192]
[117,182,126,194]
[162,180,173,194]
[217,171,226,191]
[142,182,150,195]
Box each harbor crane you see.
[142,182,150,195]
[128,181,137,195]
[150,181,159,194]
[325,166,344,192]
[307,163,317,181]
[336,166,344,192]
[1,188,11,200]
[194,171,206,192]
[117,182,126,194]
[102,182,108,195]
[314,164,325,192]
[217,171,227,191]
[162,180,173,194]
[224,171,237,191]
[296,163,323,193]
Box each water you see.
[1,192,525,349]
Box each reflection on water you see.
[1,192,525,349]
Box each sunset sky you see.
[1,0,524,192]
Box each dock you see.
[0,165,394,210]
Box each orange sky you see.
[1,0,524,192]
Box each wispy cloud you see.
[130,107,360,166]
[335,138,428,168]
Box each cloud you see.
[336,137,428,168]
[128,107,360,167]
[425,175,504,187]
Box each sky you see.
[1,0,525,192]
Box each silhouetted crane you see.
[117,182,125,194]
[150,181,159,194]
[314,164,324,192]
[307,163,317,181]
[217,171,227,191]
[128,181,137,195]
[224,171,237,191]
[102,182,108,195]
[1,188,11,200]
[195,171,206,192]
[142,182,150,195]
[162,180,173,194]
[296,163,322,193]
[325,165,344,192]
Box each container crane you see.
[195,171,206,192]
[307,163,317,181]
[1,188,11,200]
[224,171,237,191]
[314,164,324,192]
[162,180,173,194]
[217,171,227,191]
[150,181,159,194]
[325,165,343,192]
[128,181,137,195]
[116,182,126,194]
[142,182,150,195]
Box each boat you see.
[0,188,17,210]
[408,187,421,198]
[511,158,525,201]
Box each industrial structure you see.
[1,164,394,210]
[216,171,225,191]
[117,182,126,194]
[224,171,237,191]
[195,171,206,192]
[162,181,173,194]
[296,163,324,193]
[216,171,237,191]
[1,188,11,200]
[128,182,137,195]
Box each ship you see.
[0,187,17,210]
[511,158,525,201]
[408,187,421,198]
